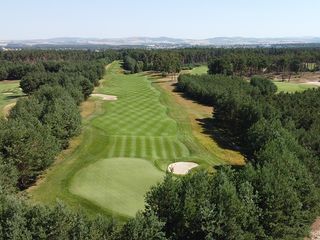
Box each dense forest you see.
[121,48,320,76]
[175,74,320,239]
[0,49,320,239]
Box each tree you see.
[250,76,277,96]
[208,57,233,75]
[119,211,166,240]
[0,119,59,189]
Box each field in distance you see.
[186,65,320,93]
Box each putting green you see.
[70,158,163,218]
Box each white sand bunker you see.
[305,81,320,86]
[168,162,199,175]
[91,94,118,101]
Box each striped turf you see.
[68,62,190,218]
[89,63,190,162]
[30,61,229,219]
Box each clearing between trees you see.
[0,80,22,116]
[28,61,243,219]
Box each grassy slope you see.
[0,81,23,116]
[29,62,243,219]
[275,81,318,93]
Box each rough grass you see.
[275,81,318,93]
[0,81,23,116]
[29,62,238,219]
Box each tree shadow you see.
[4,94,25,100]
[197,117,242,152]
[197,116,253,162]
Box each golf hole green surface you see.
[69,157,163,217]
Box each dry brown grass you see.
[2,102,16,118]
[80,99,97,118]
[266,72,320,83]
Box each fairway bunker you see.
[168,162,199,175]
[91,93,118,101]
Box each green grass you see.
[274,81,318,93]
[70,158,163,217]
[186,66,318,94]
[190,65,208,75]
[29,62,227,219]
[0,81,22,115]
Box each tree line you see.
[172,73,320,239]
[121,48,320,76]
[0,52,113,190]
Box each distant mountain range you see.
[1,37,320,49]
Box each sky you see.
[1,0,319,40]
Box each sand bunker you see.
[305,81,320,86]
[168,162,199,175]
[91,94,117,101]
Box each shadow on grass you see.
[197,116,252,163]
[197,117,241,151]
[4,94,25,100]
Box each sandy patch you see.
[309,218,320,240]
[91,94,117,101]
[168,162,199,175]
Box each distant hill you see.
[1,37,320,49]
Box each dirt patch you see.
[91,94,117,101]
[168,162,199,175]
[309,218,320,240]
[268,72,320,83]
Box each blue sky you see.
[1,0,319,40]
